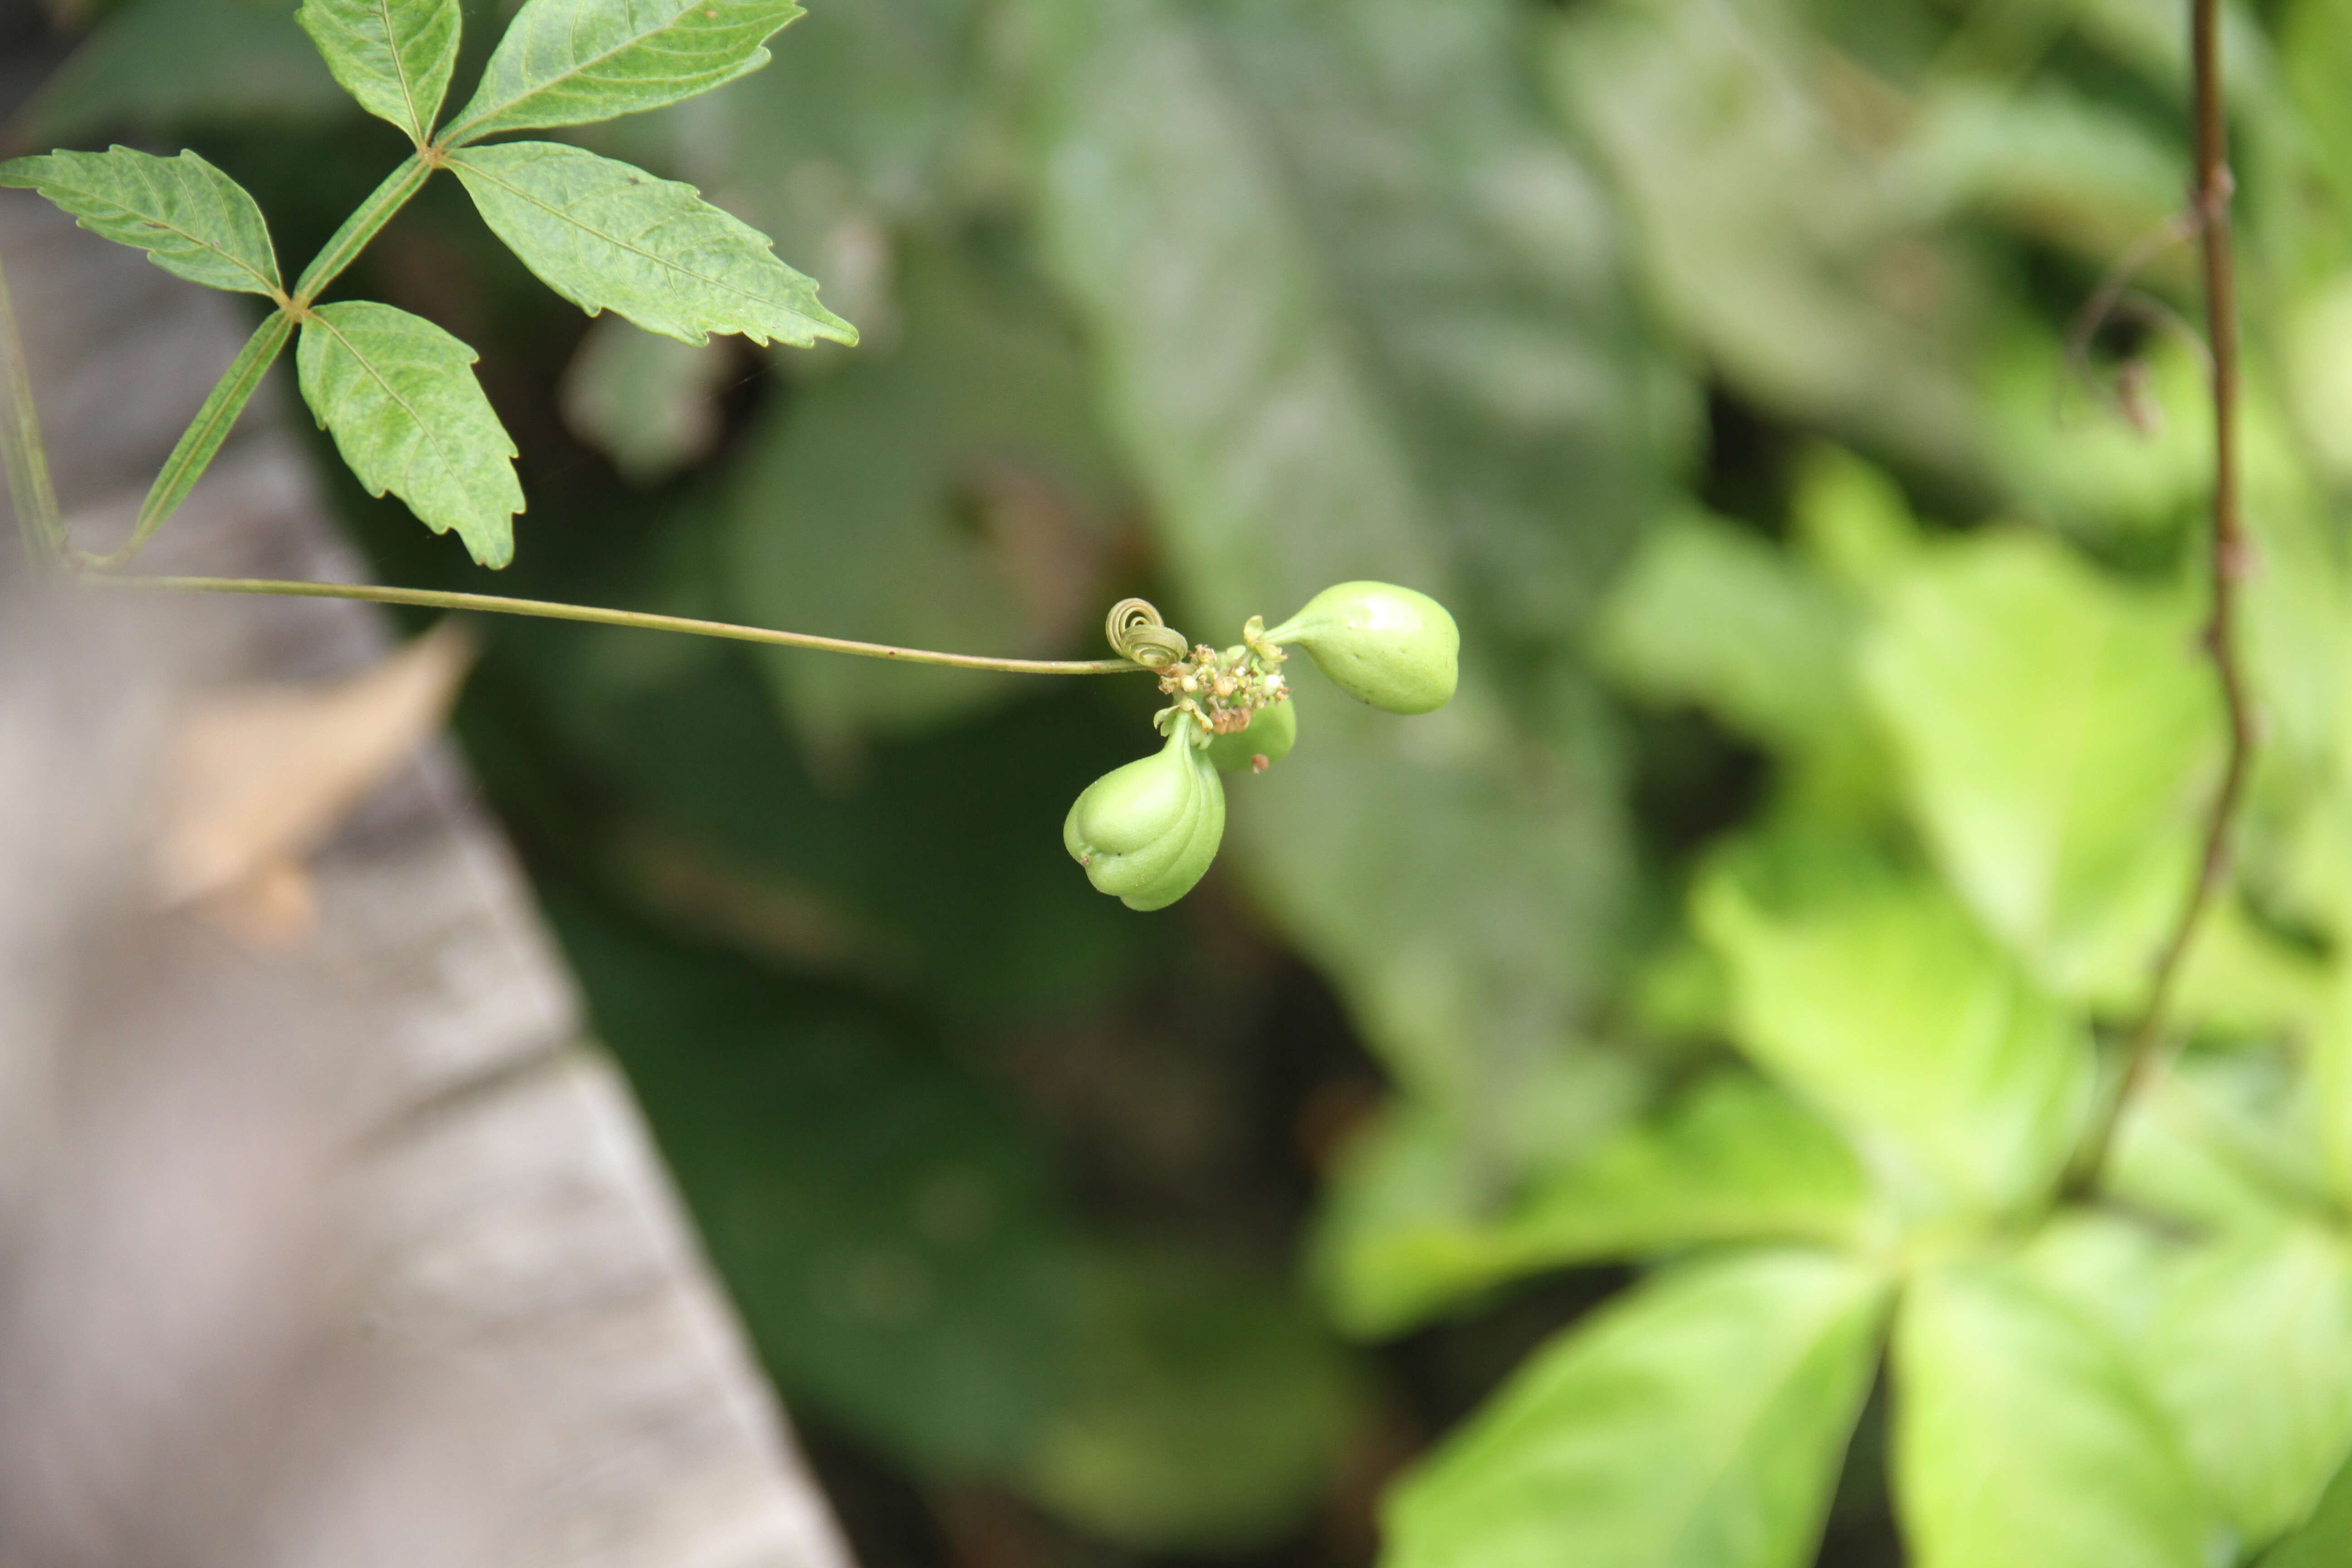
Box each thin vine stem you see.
[81,573,1157,676]
[2062,0,2254,1200]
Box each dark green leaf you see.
[1025,1247,1361,1552]
[294,301,523,567]
[297,0,461,145]
[22,0,347,141]
[441,0,805,144]
[448,141,853,347]
[720,236,1119,747]
[0,147,279,297]
[1385,1250,1889,1568]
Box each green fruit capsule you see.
[1202,698,1298,774]
[1064,723,1227,910]
[1266,581,1458,715]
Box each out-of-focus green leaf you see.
[1023,0,1660,1124]
[1025,1246,1361,1552]
[449,141,853,347]
[2283,274,2352,487]
[2286,0,2352,225]
[1314,1075,1874,1338]
[441,0,805,144]
[1383,1250,1889,1568]
[1897,81,2185,274]
[559,314,729,484]
[2016,1211,2352,1547]
[21,0,349,139]
[2143,1224,2352,1542]
[2110,1056,2323,1230]
[547,894,1083,1473]
[1790,444,1924,598]
[295,300,523,567]
[1596,508,1890,818]
[1552,0,1982,475]
[1893,1257,2212,1568]
[721,237,1122,747]
[1700,869,2091,1218]
[296,0,461,145]
[0,147,280,296]
[2264,1443,2352,1568]
[1860,529,2219,996]
[1597,512,1855,755]
[514,611,1154,1022]
[1981,328,2315,548]
[1190,0,1688,639]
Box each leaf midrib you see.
[60,172,278,295]
[442,0,740,143]
[310,310,469,515]
[372,0,428,142]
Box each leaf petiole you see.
[93,311,295,570]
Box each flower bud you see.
[1266,581,1457,715]
[1202,698,1297,774]
[1063,724,1226,910]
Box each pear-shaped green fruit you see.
[1267,581,1457,714]
[1202,699,1298,774]
[1064,725,1226,910]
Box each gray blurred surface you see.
[0,192,854,1568]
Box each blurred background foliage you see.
[16,0,2352,1562]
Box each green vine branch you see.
[2061,0,2255,1200]
[81,573,1158,676]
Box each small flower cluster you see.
[1153,627,1289,743]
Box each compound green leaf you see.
[297,0,459,145]
[1384,1250,1889,1568]
[1860,530,2221,998]
[1894,1259,2213,1568]
[442,0,805,144]
[0,146,279,297]
[295,301,523,568]
[1313,1075,1874,1338]
[448,141,852,348]
[1699,869,2092,1219]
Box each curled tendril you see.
[1106,598,1188,669]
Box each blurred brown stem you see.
[2061,0,2254,1201]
